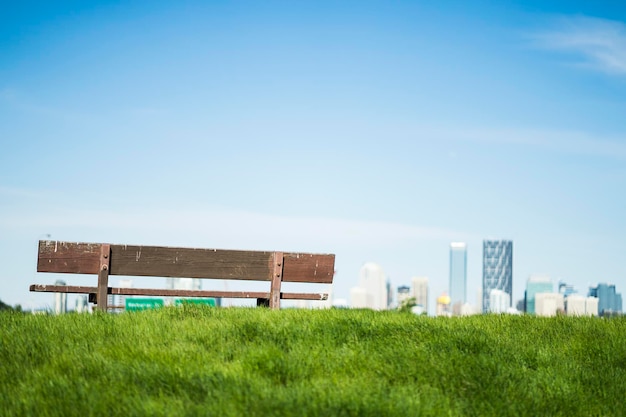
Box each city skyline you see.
[1,1,626,310]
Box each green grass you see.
[1,307,624,416]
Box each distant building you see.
[411,277,429,313]
[449,242,467,308]
[558,281,577,298]
[54,279,67,315]
[525,275,553,314]
[565,295,598,316]
[453,302,476,316]
[535,293,564,317]
[482,240,513,313]
[355,263,388,310]
[436,293,451,317]
[108,279,133,312]
[75,296,90,313]
[588,283,622,316]
[350,287,368,309]
[585,297,599,316]
[397,285,411,307]
[488,289,510,313]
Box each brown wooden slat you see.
[109,245,274,280]
[29,284,328,300]
[282,253,335,283]
[280,292,329,301]
[36,241,335,283]
[37,240,101,274]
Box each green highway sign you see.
[125,298,164,311]
[175,298,216,307]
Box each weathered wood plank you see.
[109,245,274,280]
[37,241,335,283]
[37,241,101,274]
[282,253,335,283]
[29,284,328,300]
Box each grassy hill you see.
[1,307,624,416]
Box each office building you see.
[588,283,622,316]
[54,279,67,315]
[352,263,388,310]
[525,275,553,314]
[411,276,429,313]
[397,285,411,307]
[565,295,598,316]
[585,297,599,316]
[558,281,577,298]
[535,293,564,316]
[350,287,368,309]
[488,289,510,313]
[449,242,467,309]
[482,240,513,313]
[453,302,476,316]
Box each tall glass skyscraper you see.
[449,242,467,307]
[482,240,513,313]
[588,283,623,316]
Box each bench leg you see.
[269,252,284,310]
[97,244,111,312]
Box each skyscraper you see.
[356,263,388,310]
[525,275,553,314]
[588,283,623,316]
[411,276,429,313]
[449,242,467,308]
[482,240,513,313]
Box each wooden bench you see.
[30,240,335,311]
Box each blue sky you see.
[1,1,625,313]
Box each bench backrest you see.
[32,240,335,311]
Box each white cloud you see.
[531,16,626,75]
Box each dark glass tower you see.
[588,283,623,316]
[482,240,513,313]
